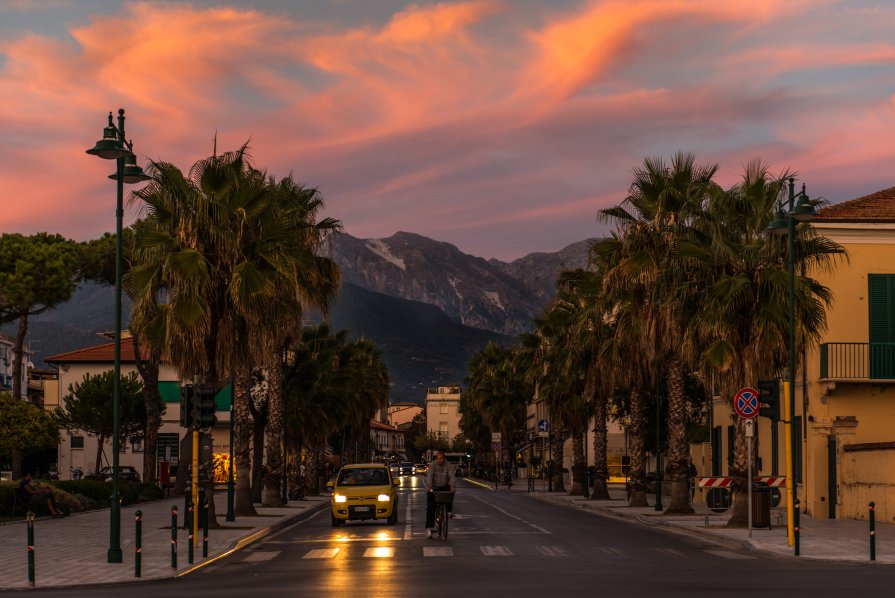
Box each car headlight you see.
[377,494,391,502]
[334,494,347,503]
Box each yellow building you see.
[425,386,462,440]
[704,187,895,521]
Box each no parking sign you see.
[733,387,760,419]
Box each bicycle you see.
[432,490,454,541]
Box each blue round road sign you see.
[537,419,550,433]
[733,387,760,419]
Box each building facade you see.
[388,402,423,428]
[0,334,33,400]
[425,386,461,440]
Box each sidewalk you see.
[471,478,894,564]
[0,493,328,590]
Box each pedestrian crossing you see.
[281,545,747,561]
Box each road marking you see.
[704,549,757,560]
[652,548,687,559]
[364,547,395,558]
[403,499,413,541]
[423,546,453,557]
[595,547,624,557]
[303,548,340,559]
[469,494,552,535]
[480,546,513,556]
[536,546,570,557]
[242,550,280,562]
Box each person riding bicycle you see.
[425,450,456,538]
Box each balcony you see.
[820,342,895,381]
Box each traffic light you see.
[195,384,217,428]
[180,384,194,428]
[757,378,780,421]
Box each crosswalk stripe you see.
[423,547,453,557]
[243,551,280,562]
[303,548,340,559]
[364,547,395,558]
[536,546,570,557]
[480,546,513,556]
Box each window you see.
[131,438,144,453]
[440,403,449,414]
[868,275,895,377]
[439,422,448,437]
[71,436,84,449]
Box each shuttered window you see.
[869,275,895,378]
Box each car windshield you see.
[400,462,412,467]
[338,468,389,487]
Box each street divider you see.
[135,510,142,578]
[870,502,876,561]
[26,511,35,588]
[170,506,178,568]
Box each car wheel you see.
[331,515,345,527]
[387,503,398,525]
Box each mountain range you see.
[9,233,594,403]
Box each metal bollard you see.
[870,501,876,561]
[202,501,209,558]
[187,501,194,564]
[26,511,35,587]
[794,499,801,556]
[135,510,143,578]
[171,506,178,568]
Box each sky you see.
[0,0,893,261]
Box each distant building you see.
[370,420,406,460]
[0,334,33,400]
[388,401,422,428]
[425,386,461,441]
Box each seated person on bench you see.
[18,472,63,517]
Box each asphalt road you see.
[28,476,895,597]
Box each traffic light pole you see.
[192,428,199,548]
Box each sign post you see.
[746,419,755,538]
[734,387,759,539]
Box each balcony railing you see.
[820,342,895,379]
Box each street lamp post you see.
[766,177,817,549]
[583,401,590,499]
[226,396,235,521]
[86,109,151,563]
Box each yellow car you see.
[327,463,399,527]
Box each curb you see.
[177,500,329,577]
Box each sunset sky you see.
[1,0,893,260]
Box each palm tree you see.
[597,152,718,514]
[695,160,846,526]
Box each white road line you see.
[469,494,552,535]
[423,546,453,557]
[242,550,281,562]
[480,545,513,556]
[303,548,340,559]
[363,547,395,558]
[536,546,570,557]
[403,499,413,541]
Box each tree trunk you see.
[251,408,266,503]
[664,358,694,515]
[263,356,285,507]
[726,416,750,527]
[95,435,105,476]
[570,432,585,495]
[12,315,28,400]
[628,387,649,507]
[550,426,566,492]
[591,394,611,500]
[132,335,162,484]
[233,365,257,516]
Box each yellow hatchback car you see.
[327,463,399,527]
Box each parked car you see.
[327,463,399,527]
[98,466,140,482]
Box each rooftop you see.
[817,187,895,221]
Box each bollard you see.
[26,511,35,587]
[171,506,178,568]
[794,499,800,556]
[202,501,209,558]
[135,510,143,578]
[870,501,876,562]
[187,501,194,564]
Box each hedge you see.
[0,480,163,518]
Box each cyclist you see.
[424,450,456,538]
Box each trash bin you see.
[751,481,771,529]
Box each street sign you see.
[537,419,550,433]
[491,432,501,442]
[733,386,760,419]
[490,442,501,453]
